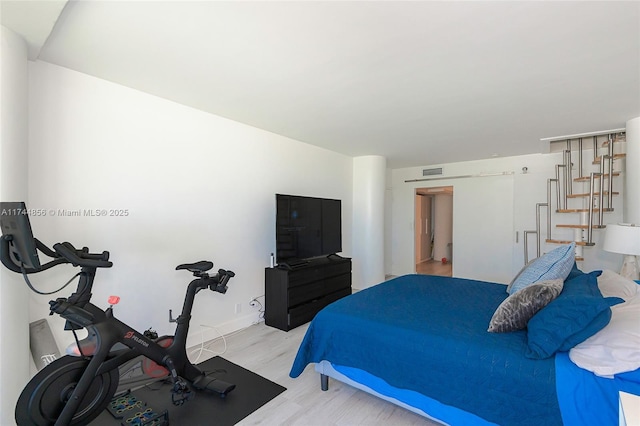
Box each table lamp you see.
[602,223,640,280]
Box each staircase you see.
[524,132,626,264]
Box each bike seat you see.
[176,261,213,273]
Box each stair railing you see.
[565,143,573,196]
[577,138,583,178]
[524,131,624,265]
[587,171,599,244]
[556,164,565,210]
[607,135,614,209]
[524,230,538,265]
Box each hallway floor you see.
[416,259,452,277]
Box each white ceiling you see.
[0,0,67,59]
[3,1,639,168]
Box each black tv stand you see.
[265,257,352,331]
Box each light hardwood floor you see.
[200,322,441,425]
[416,260,452,277]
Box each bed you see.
[289,268,640,425]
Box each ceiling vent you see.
[422,167,443,176]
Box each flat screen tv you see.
[0,201,41,269]
[275,194,342,266]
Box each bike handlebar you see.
[1,236,113,273]
[207,269,234,294]
[53,242,112,269]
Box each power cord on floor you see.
[250,295,265,324]
[189,324,227,364]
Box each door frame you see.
[414,186,453,272]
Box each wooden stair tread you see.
[567,192,619,198]
[546,239,595,246]
[556,224,606,229]
[574,173,620,182]
[602,138,625,146]
[593,153,626,164]
[557,208,614,213]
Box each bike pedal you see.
[170,380,194,406]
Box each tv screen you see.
[0,201,41,269]
[275,194,342,265]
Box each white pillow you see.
[597,269,639,301]
[569,291,640,377]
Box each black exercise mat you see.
[93,356,286,425]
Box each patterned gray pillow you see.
[488,279,564,333]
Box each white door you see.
[414,194,432,264]
[452,175,515,283]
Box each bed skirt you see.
[315,361,496,426]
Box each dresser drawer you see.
[288,273,351,307]
[288,288,352,329]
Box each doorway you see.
[415,186,453,277]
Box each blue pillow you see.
[525,272,623,359]
[565,261,585,281]
[564,270,602,296]
[509,243,576,295]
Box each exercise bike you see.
[0,202,236,425]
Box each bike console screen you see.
[0,202,41,269]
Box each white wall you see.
[27,61,353,350]
[352,155,385,289]
[384,170,393,275]
[0,25,30,426]
[390,151,624,283]
[625,117,640,223]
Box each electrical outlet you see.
[234,303,241,314]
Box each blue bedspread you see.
[290,275,561,426]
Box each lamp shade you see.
[603,223,640,256]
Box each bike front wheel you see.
[15,355,119,425]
